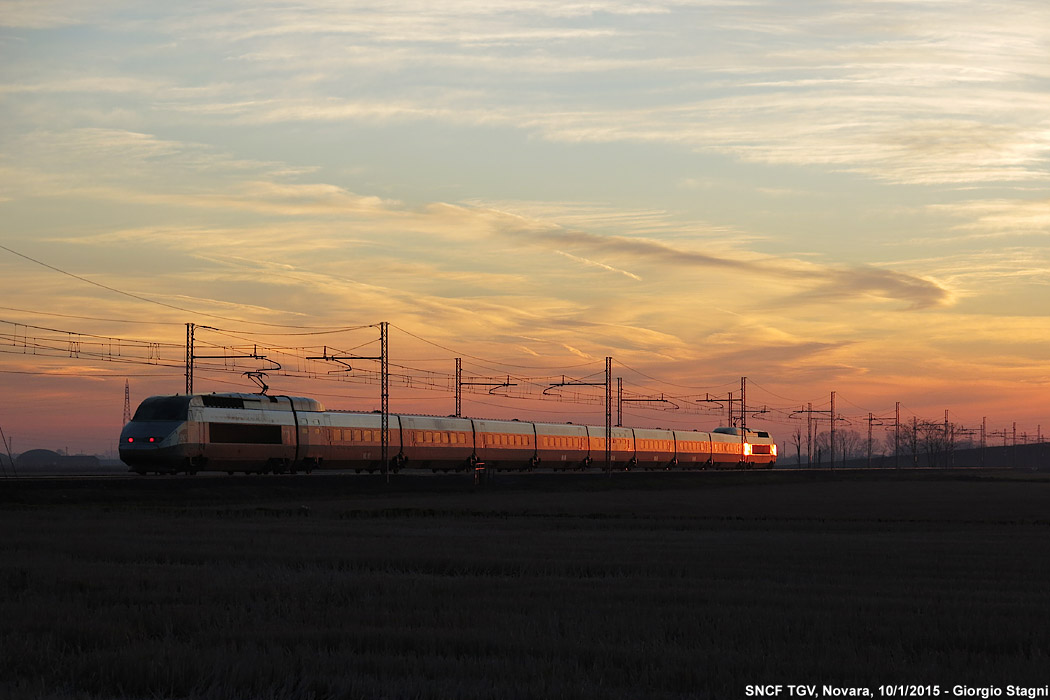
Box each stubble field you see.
[1,469,1048,699]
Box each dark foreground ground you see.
[1,469,1048,699]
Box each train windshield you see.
[132,396,191,422]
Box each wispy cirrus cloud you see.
[8,125,950,311]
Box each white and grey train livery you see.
[119,392,777,474]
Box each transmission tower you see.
[123,379,131,425]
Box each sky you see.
[1,0,1049,457]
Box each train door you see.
[184,405,205,466]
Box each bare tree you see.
[814,429,864,465]
[791,424,803,467]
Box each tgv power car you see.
[119,392,777,474]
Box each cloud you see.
[930,198,1050,238]
[555,251,643,281]
[788,266,952,311]
[490,219,951,309]
[0,0,127,28]
[9,2,1047,189]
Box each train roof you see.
[712,426,771,438]
[195,393,324,412]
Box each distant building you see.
[16,449,101,471]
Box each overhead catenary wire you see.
[0,304,1033,437]
[0,243,372,332]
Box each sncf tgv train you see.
[119,392,777,474]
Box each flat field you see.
[1,469,1048,699]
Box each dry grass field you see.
[1,469,1048,699]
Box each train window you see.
[202,395,245,410]
[209,423,282,444]
[424,431,432,443]
[133,396,192,422]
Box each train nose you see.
[118,421,183,470]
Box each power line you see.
[0,305,181,325]
[615,358,737,392]
[0,243,369,331]
[391,323,603,371]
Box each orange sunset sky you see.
[2,1,1049,457]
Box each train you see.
[119,392,777,474]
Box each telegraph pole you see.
[830,391,836,469]
[740,376,747,431]
[895,402,901,469]
[807,402,813,467]
[0,424,14,478]
[617,377,622,427]
[981,416,987,467]
[380,322,389,482]
[455,358,462,418]
[605,356,612,472]
[912,416,918,467]
[123,380,132,425]
[185,322,195,394]
[945,409,953,468]
[868,412,873,468]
